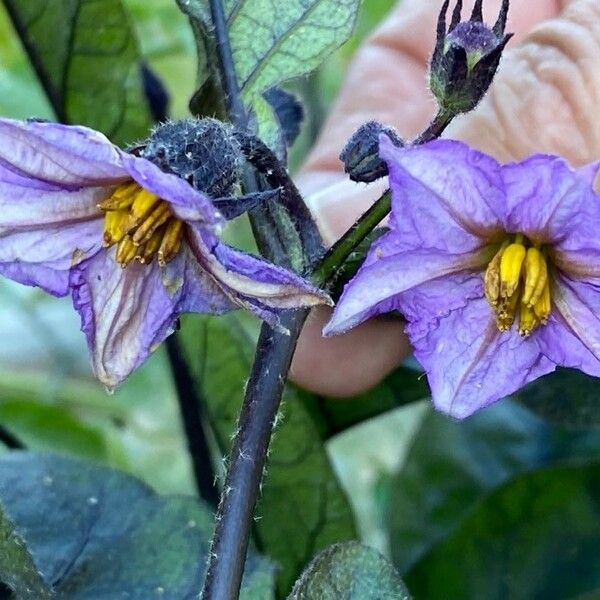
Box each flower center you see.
[484,233,552,337]
[98,182,184,268]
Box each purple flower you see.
[0,118,330,387]
[325,136,600,418]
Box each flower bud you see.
[340,121,405,183]
[430,0,513,115]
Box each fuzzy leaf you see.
[0,452,274,599]
[179,313,356,595]
[2,0,153,144]
[179,0,360,148]
[288,542,412,600]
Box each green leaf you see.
[405,462,600,599]
[0,452,274,599]
[388,399,600,575]
[179,313,356,595]
[514,368,600,428]
[301,365,428,439]
[2,0,153,144]
[288,542,412,600]
[179,0,361,146]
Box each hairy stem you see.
[166,335,219,508]
[202,311,307,600]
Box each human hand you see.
[291,0,600,397]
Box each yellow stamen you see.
[496,290,519,331]
[138,229,164,265]
[158,220,184,267]
[129,189,161,226]
[484,234,553,335]
[130,202,172,246]
[484,242,508,306]
[499,242,526,298]
[533,279,551,324]
[116,237,139,267]
[102,209,129,247]
[100,181,186,268]
[522,247,548,307]
[519,302,539,337]
[98,181,139,211]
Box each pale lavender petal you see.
[379,136,505,253]
[70,245,235,387]
[407,289,555,419]
[0,119,128,186]
[119,152,224,228]
[0,219,103,296]
[549,173,600,280]
[324,230,488,335]
[502,155,598,245]
[187,227,331,318]
[537,312,600,377]
[547,273,600,371]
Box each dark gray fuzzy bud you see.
[340,121,405,183]
[430,0,512,115]
[140,118,244,198]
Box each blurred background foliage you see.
[0,1,598,598]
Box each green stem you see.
[312,190,391,286]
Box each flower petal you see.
[407,282,555,418]
[537,313,600,377]
[119,152,224,228]
[0,219,103,296]
[70,246,234,387]
[0,118,128,185]
[324,230,488,335]
[379,136,505,253]
[502,155,597,245]
[187,228,331,324]
[547,273,600,370]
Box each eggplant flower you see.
[325,136,600,418]
[0,119,330,386]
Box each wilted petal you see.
[0,119,128,185]
[188,228,330,322]
[324,230,489,335]
[70,246,234,387]
[379,136,505,253]
[119,152,224,228]
[502,156,598,245]
[0,220,103,296]
[548,273,600,369]
[408,286,555,418]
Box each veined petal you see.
[70,245,235,387]
[0,119,128,186]
[187,227,330,321]
[119,152,224,229]
[549,273,600,367]
[409,292,555,419]
[0,219,103,296]
[537,312,600,377]
[502,155,598,245]
[324,230,489,335]
[379,136,505,253]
